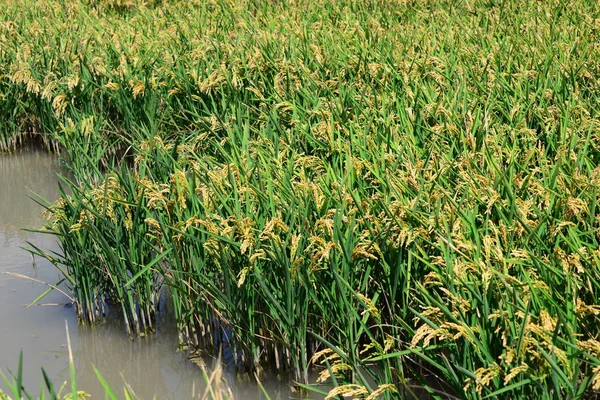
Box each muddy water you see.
[0,148,297,399]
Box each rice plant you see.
[3,0,600,398]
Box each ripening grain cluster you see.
[2,0,600,398]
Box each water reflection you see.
[0,148,76,391]
[71,305,299,399]
[0,148,64,233]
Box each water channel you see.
[0,147,299,399]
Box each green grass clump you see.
[3,0,600,398]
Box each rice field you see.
[3,0,600,398]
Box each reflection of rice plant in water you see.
[0,327,238,400]
[3,0,600,397]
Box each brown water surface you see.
[0,148,298,399]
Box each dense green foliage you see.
[3,0,600,398]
